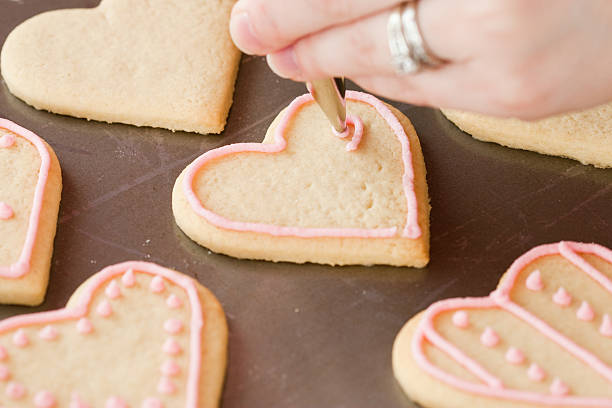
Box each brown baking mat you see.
[1,1,611,407]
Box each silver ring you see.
[387,1,446,75]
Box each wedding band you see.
[387,1,446,75]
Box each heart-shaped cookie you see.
[172,91,430,266]
[393,241,612,408]
[0,261,227,407]
[0,0,240,134]
[442,103,612,168]
[0,119,61,306]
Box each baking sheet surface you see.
[1,2,611,407]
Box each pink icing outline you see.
[0,261,204,406]
[0,119,52,278]
[411,241,612,406]
[182,91,421,239]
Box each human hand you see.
[229,0,612,119]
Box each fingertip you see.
[230,11,266,55]
[267,48,304,80]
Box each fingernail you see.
[230,12,264,54]
[267,47,302,80]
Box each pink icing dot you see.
[0,345,8,360]
[97,300,113,317]
[150,276,165,293]
[0,134,15,148]
[121,269,136,287]
[451,311,469,328]
[142,398,164,408]
[163,319,183,334]
[162,338,182,355]
[77,318,93,334]
[166,294,182,309]
[527,363,546,382]
[550,378,570,396]
[161,359,181,376]
[12,329,29,347]
[105,280,121,299]
[0,203,14,220]
[525,270,544,291]
[158,377,176,394]
[70,393,91,408]
[600,314,612,337]
[480,327,499,348]
[34,390,56,408]
[39,325,58,341]
[505,347,525,365]
[552,287,572,306]
[5,381,26,399]
[105,397,128,408]
[0,364,10,381]
[576,301,595,321]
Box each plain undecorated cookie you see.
[0,119,61,306]
[443,103,612,168]
[1,0,241,134]
[173,91,430,267]
[0,261,227,407]
[393,241,612,408]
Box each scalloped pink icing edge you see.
[411,241,612,406]
[182,90,421,239]
[0,119,51,278]
[0,261,204,406]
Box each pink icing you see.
[158,377,176,394]
[480,327,499,347]
[76,318,93,334]
[39,325,58,341]
[6,381,26,399]
[161,360,181,376]
[142,398,164,408]
[0,133,15,148]
[105,397,128,408]
[0,364,10,381]
[182,91,422,239]
[526,270,544,291]
[550,378,570,396]
[105,280,121,299]
[0,120,52,278]
[0,345,7,360]
[505,347,525,365]
[34,390,56,408]
[333,115,364,152]
[13,329,29,347]
[162,338,182,355]
[0,261,204,407]
[164,319,184,334]
[576,301,595,321]
[553,287,572,307]
[451,311,469,328]
[70,393,91,408]
[601,314,612,337]
[96,300,113,317]
[527,364,546,382]
[411,241,612,407]
[166,294,182,309]
[121,269,135,287]
[150,276,165,293]
[0,202,14,220]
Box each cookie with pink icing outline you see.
[393,241,612,408]
[0,119,62,306]
[172,91,430,266]
[0,261,227,407]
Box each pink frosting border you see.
[182,90,421,239]
[411,241,612,406]
[0,119,51,278]
[0,261,204,406]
